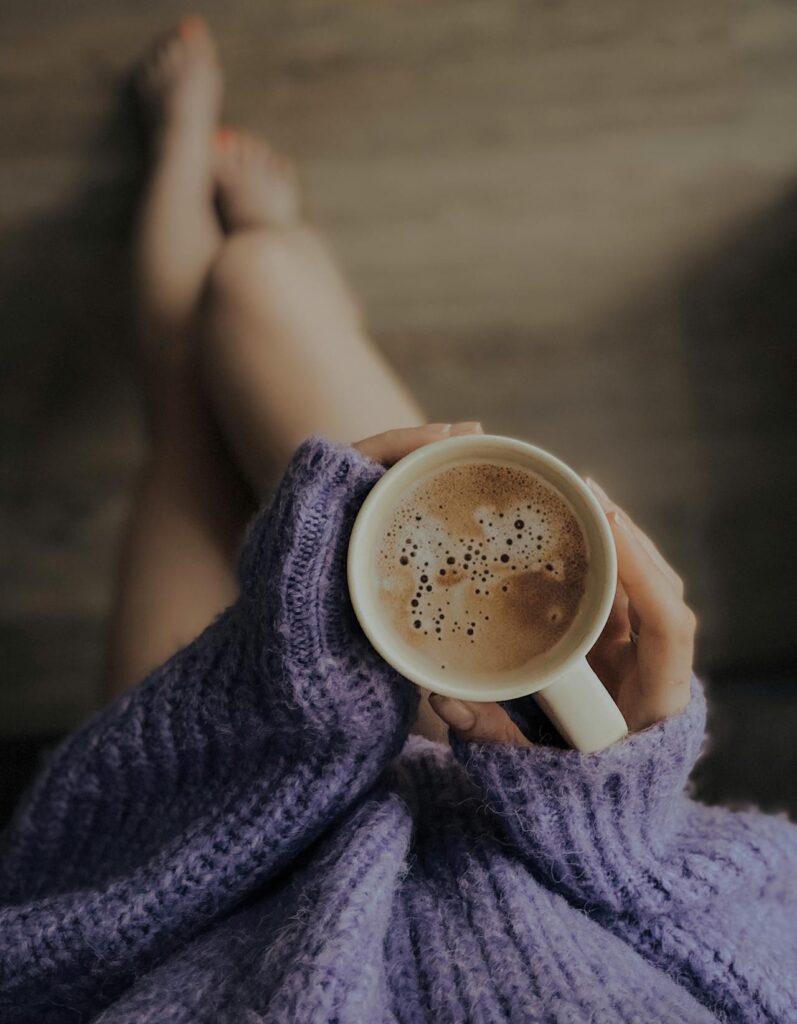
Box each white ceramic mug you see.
[347,433,628,752]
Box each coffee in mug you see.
[348,434,628,752]
[375,461,589,676]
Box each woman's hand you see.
[429,479,696,747]
[582,480,696,732]
[353,420,484,464]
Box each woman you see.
[1,19,795,1023]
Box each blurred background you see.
[1,1,796,821]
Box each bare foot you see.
[133,16,224,421]
[136,16,223,148]
[213,128,301,231]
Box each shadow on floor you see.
[0,85,146,733]
[0,83,143,441]
[678,183,797,675]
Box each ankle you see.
[143,115,211,180]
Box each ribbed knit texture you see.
[1,436,795,1024]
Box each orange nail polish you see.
[179,15,206,40]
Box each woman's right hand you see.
[581,481,696,733]
[430,481,697,746]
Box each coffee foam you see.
[374,461,589,675]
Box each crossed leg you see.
[200,133,425,499]
[104,19,426,703]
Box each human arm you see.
[435,485,797,1023]
[449,674,797,1023]
[0,429,446,1021]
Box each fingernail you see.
[430,423,452,434]
[450,421,483,436]
[214,127,235,148]
[429,695,476,730]
[586,477,610,503]
[609,509,633,535]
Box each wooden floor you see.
[2,1,797,735]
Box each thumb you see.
[428,695,533,747]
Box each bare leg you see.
[133,16,222,407]
[200,129,425,497]
[105,20,253,698]
[107,27,442,740]
[199,133,445,742]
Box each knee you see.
[203,226,316,316]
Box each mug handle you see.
[532,658,628,752]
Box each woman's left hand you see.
[429,480,697,746]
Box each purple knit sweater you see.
[1,437,796,1024]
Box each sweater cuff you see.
[450,674,708,912]
[238,435,421,752]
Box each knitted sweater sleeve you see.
[0,435,419,1021]
[449,675,797,1024]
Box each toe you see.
[212,127,302,230]
[178,15,207,41]
[181,17,220,68]
[214,126,236,150]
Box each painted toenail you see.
[179,16,206,39]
